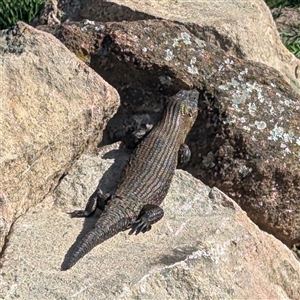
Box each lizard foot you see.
[128,204,164,235]
[129,216,152,235]
[67,188,110,218]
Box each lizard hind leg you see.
[68,188,111,218]
[129,204,164,235]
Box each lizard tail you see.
[61,212,130,270]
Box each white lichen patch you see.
[239,165,252,177]
[158,76,172,86]
[218,71,300,158]
[285,146,291,154]
[283,131,294,143]
[242,126,251,132]
[255,121,267,130]
[283,98,294,107]
[187,65,199,75]
[279,143,292,155]
[224,116,236,124]
[181,32,192,44]
[219,78,239,91]
[195,38,206,47]
[186,56,199,75]
[220,72,265,109]
[189,56,196,64]
[84,20,95,25]
[269,107,275,117]
[172,32,192,47]
[202,152,215,168]
[268,125,296,149]
[172,38,179,47]
[81,20,97,31]
[248,103,256,116]
[240,68,248,75]
[224,58,234,65]
[268,125,285,142]
[164,49,174,61]
[94,24,105,31]
[198,49,205,57]
[280,143,286,148]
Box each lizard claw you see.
[129,216,152,235]
[67,210,90,218]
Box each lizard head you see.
[167,89,199,133]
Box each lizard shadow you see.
[61,144,132,270]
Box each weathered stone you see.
[0,194,13,252]
[34,0,300,94]
[0,22,120,251]
[272,7,300,64]
[36,19,300,247]
[273,6,300,32]
[0,143,299,299]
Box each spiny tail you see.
[61,211,130,270]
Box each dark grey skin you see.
[61,90,199,270]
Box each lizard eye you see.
[180,105,186,115]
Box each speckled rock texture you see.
[0,143,299,299]
[0,22,120,252]
[33,0,300,94]
[36,19,300,247]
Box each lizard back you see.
[114,89,199,213]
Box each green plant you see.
[0,0,45,30]
[264,0,300,59]
[265,0,300,9]
[280,26,300,58]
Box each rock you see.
[0,194,13,251]
[34,0,300,94]
[36,19,300,247]
[272,7,300,63]
[0,22,120,251]
[273,7,300,32]
[0,143,299,299]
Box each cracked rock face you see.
[36,18,300,247]
[0,143,299,299]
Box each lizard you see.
[61,89,199,270]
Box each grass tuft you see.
[264,0,300,59]
[0,0,45,30]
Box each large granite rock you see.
[0,22,120,252]
[34,0,300,94]
[0,143,299,299]
[36,19,300,247]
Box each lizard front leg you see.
[68,188,110,218]
[129,204,164,235]
[178,143,191,167]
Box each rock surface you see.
[0,22,119,251]
[36,18,300,247]
[35,0,300,94]
[0,143,299,299]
